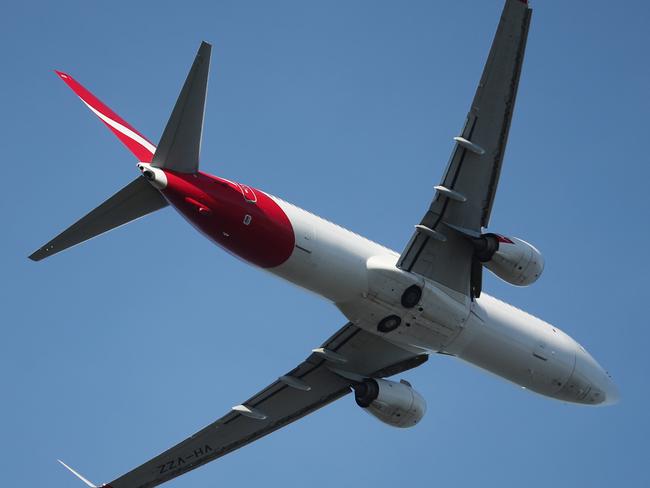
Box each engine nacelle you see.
[480,234,544,286]
[353,378,426,428]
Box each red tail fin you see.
[55,71,156,162]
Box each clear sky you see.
[2,1,649,487]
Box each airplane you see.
[30,1,618,487]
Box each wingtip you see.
[57,459,98,488]
[28,246,48,261]
[198,41,212,57]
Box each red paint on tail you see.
[55,71,156,162]
[162,171,295,268]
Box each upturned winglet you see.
[57,459,99,488]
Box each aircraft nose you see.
[599,374,620,406]
[570,343,619,406]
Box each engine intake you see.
[473,233,544,286]
[353,378,426,428]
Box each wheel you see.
[377,314,401,333]
[401,285,422,308]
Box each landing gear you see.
[377,314,401,333]
[401,285,422,309]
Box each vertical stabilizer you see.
[152,41,212,174]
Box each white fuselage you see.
[268,195,618,406]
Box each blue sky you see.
[2,1,649,487]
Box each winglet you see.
[57,460,98,488]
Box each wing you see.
[102,324,426,488]
[397,0,532,298]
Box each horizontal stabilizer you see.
[29,176,168,261]
[152,41,211,173]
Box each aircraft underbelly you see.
[448,295,577,397]
[267,197,580,399]
[269,196,387,303]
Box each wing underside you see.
[398,0,532,298]
[102,324,426,488]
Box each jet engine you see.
[473,233,544,286]
[353,378,426,428]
